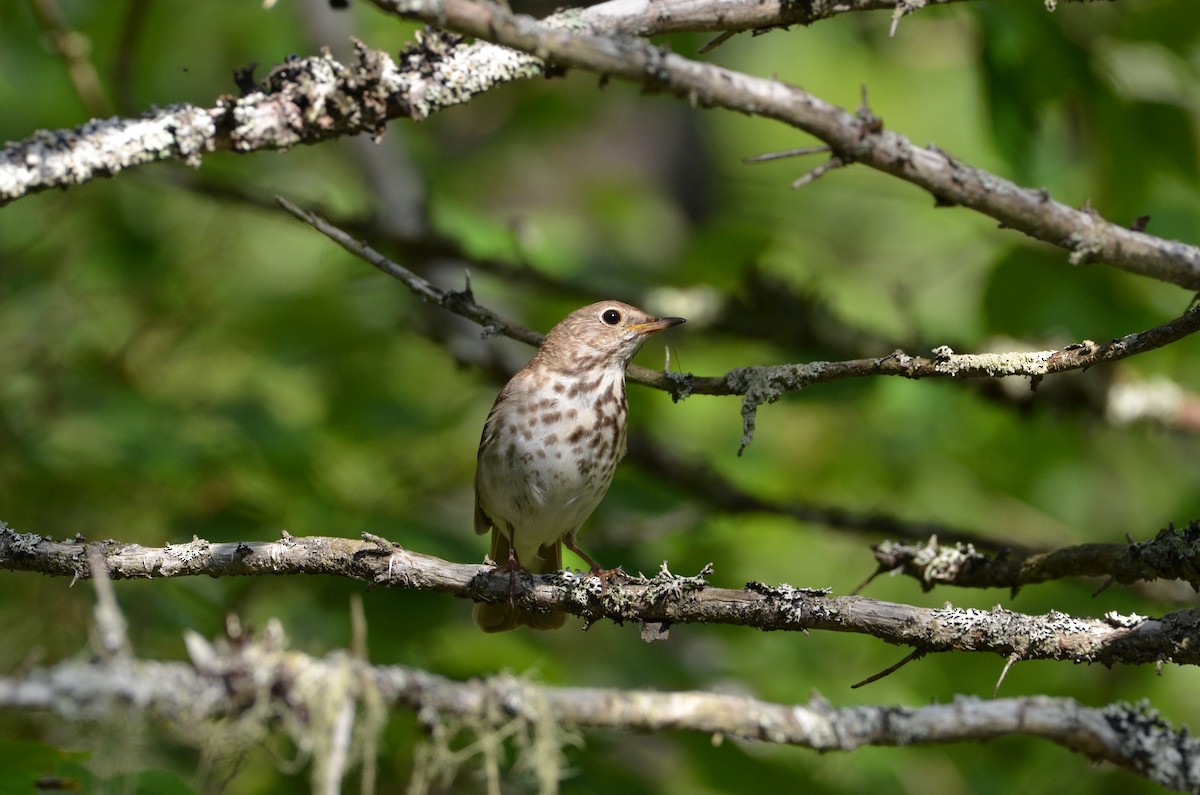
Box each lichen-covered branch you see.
[281,201,1200,448]
[3,0,1195,295]
[872,521,1200,593]
[698,312,1200,450]
[2,524,1198,668]
[0,623,1195,793]
[0,31,544,206]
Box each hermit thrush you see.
[472,301,686,632]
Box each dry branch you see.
[368,0,1200,291]
[871,521,1200,593]
[0,621,1195,793]
[280,198,1200,448]
[2,0,1195,292]
[2,524,1199,669]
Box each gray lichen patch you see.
[929,347,1055,377]
[874,538,988,591]
[1100,700,1200,791]
[725,362,828,454]
[0,106,216,203]
[400,30,545,120]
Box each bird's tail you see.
[473,530,565,632]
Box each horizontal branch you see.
[871,520,1200,593]
[0,623,1195,792]
[703,311,1200,449]
[1,524,1195,668]
[281,198,1200,448]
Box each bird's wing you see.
[473,381,514,536]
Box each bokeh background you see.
[2,0,1200,792]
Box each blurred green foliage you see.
[2,1,1200,793]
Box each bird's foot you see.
[499,547,532,605]
[484,547,532,605]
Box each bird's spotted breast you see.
[473,299,686,631]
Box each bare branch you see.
[699,314,1200,450]
[217,186,1199,440]
[368,0,1200,290]
[0,627,1194,792]
[871,521,1200,592]
[277,195,544,348]
[277,201,1200,449]
[1,0,1194,295]
[1,524,1197,668]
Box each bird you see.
[472,301,686,632]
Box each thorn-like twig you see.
[851,649,926,689]
[851,566,886,596]
[790,156,846,189]
[698,30,736,54]
[993,653,1020,699]
[890,0,925,37]
[742,145,831,164]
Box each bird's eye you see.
[601,309,622,326]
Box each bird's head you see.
[536,301,686,373]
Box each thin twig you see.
[993,653,1020,699]
[791,155,846,189]
[276,195,543,348]
[28,0,113,117]
[742,145,831,164]
[850,649,926,688]
[87,546,129,661]
[698,30,736,53]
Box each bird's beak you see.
[629,316,686,335]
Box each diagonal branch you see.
[280,197,1200,447]
[368,0,1200,290]
[276,195,543,346]
[1,0,1195,294]
[1,524,1197,668]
